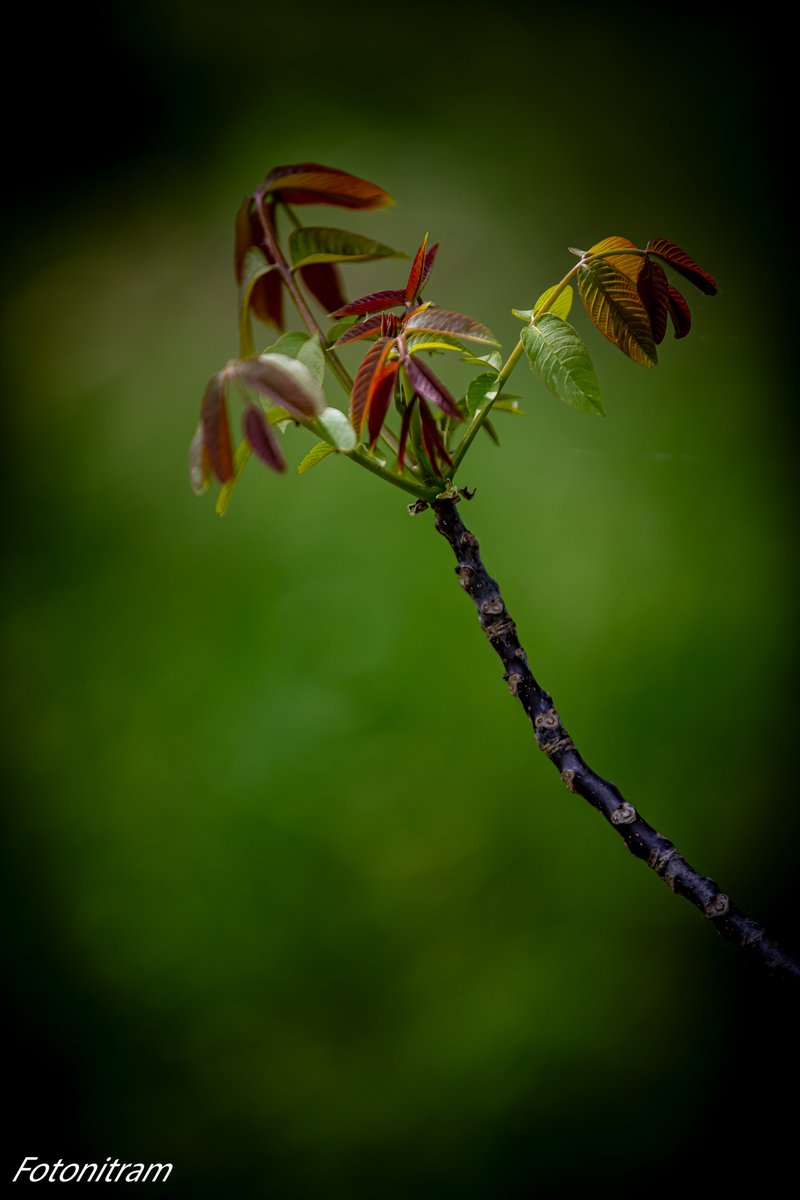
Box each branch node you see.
[484,618,515,639]
[649,844,680,890]
[460,530,479,551]
[506,672,523,697]
[611,802,637,826]
[561,768,577,792]
[408,499,429,515]
[481,597,504,617]
[704,892,730,919]
[541,735,574,757]
[456,566,473,588]
[534,709,560,731]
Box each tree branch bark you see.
[432,497,800,979]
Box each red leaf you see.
[419,399,454,474]
[397,397,417,472]
[249,270,284,330]
[367,364,400,448]
[402,351,462,420]
[261,163,394,209]
[637,257,670,345]
[350,338,394,434]
[330,289,407,319]
[420,242,439,291]
[333,314,384,346]
[299,262,346,313]
[645,239,718,296]
[667,286,692,339]
[244,405,286,473]
[404,306,499,347]
[236,356,323,420]
[201,373,234,483]
[405,235,428,303]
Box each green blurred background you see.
[3,3,797,1194]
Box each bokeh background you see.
[3,3,797,1194]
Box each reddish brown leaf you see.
[350,338,394,434]
[261,164,394,209]
[300,262,346,313]
[404,306,499,347]
[637,257,670,345]
[201,372,234,483]
[402,351,462,420]
[586,236,642,282]
[249,270,284,330]
[420,242,439,291]
[244,405,286,473]
[234,197,264,284]
[236,355,324,419]
[397,397,417,472]
[645,239,718,295]
[578,259,658,367]
[330,289,406,319]
[667,286,692,339]
[419,399,454,475]
[405,235,428,302]
[333,315,384,346]
[367,364,400,447]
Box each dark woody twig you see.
[432,496,800,980]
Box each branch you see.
[432,498,800,979]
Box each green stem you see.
[348,448,440,501]
[451,337,525,472]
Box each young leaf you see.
[578,260,658,367]
[201,372,234,482]
[521,315,604,415]
[297,335,326,387]
[317,407,357,452]
[397,397,417,472]
[234,197,263,283]
[249,270,284,332]
[419,242,439,291]
[586,236,642,281]
[419,398,454,473]
[465,372,500,416]
[333,315,384,346]
[188,422,212,495]
[637,257,670,345]
[645,239,718,295]
[244,405,286,473]
[533,284,574,321]
[402,352,462,420]
[367,365,400,447]
[404,307,500,347]
[289,227,403,268]
[263,331,310,359]
[350,338,394,434]
[236,354,325,419]
[239,247,278,357]
[261,164,394,209]
[405,234,429,302]
[330,289,407,319]
[215,440,252,516]
[297,442,336,475]
[299,263,346,314]
[667,285,692,339]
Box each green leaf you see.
[289,226,403,268]
[317,407,356,452]
[465,372,501,416]
[239,247,277,358]
[578,259,657,367]
[534,284,574,320]
[215,440,252,516]
[460,349,503,372]
[297,442,336,475]
[521,315,604,415]
[326,316,358,343]
[297,335,325,386]
[262,331,310,358]
[492,398,524,415]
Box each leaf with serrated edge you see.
[297,442,336,475]
[521,315,604,415]
[405,307,499,347]
[533,285,574,321]
[317,407,357,452]
[236,354,324,419]
[216,440,252,516]
[578,260,657,367]
[261,164,394,209]
[645,239,718,295]
[289,226,403,268]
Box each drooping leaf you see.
[234,197,264,283]
[397,397,417,472]
[586,236,642,281]
[532,284,574,321]
[239,247,278,356]
[465,372,501,416]
[521,315,604,415]
[297,442,336,475]
[667,285,692,339]
[333,314,384,346]
[577,259,658,367]
[188,422,212,494]
[317,407,357,452]
[403,351,462,420]
[299,263,346,314]
[460,349,503,372]
[297,335,326,387]
[419,242,439,291]
[244,404,286,473]
[350,338,394,434]
[330,289,407,319]
[216,440,253,517]
[493,399,524,415]
[645,239,718,295]
[367,364,400,447]
[261,164,394,209]
[637,257,670,344]
[289,226,403,268]
[418,398,454,474]
[236,354,325,420]
[201,372,234,482]
[405,234,428,302]
[404,306,500,347]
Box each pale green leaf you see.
[521,314,604,415]
[297,335,325,386]
[297,442,336,475]
[215,440,253,516]
[465,372,500,416]
[461,349,502,372]
[534,284,574,320]
[317,407,356,451]
[289,226,403,268]
[262,331,310,358]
